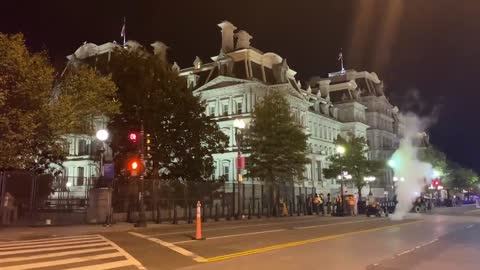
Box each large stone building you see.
[178,21,404,196]
[60,20,405,199]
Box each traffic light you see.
[433,179,440,187]
[127,158,141,176]
[146,133,152,159]
[128,132,138,143]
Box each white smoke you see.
[390,113,435,220]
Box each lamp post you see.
[96,129,109,177]
[336,145,347,215]
[364,176,376,196]
[233,119,245,219]
[96,129,112,226]
[66,182,72,209]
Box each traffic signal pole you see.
[136,121,147,227]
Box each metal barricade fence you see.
[110,180,319,222]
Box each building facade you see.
[60,21,405,198]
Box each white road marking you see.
[0,246,116,263]
[466,224,474,229]
[60,260,134,270]
[0,242,110,256]
[294,218,385,229]
[396,238,439,257]
[148,217,358,237]
[97,235,147,270]
[1,252,123,270]
[129,231,207,263]
[0,235,100,246]
[172,229,286,244]
[0,238,105,251]
[0,234,146,270]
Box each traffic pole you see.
[195,201,204,240]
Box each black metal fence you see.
[110,180,324,223]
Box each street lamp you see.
[96,129,112,226]
[96,129,109,177]
[336,145,347,215]
[364,176,376,196]
[387,159,396,169]
[66,182,72,209]
[233,119,245,219]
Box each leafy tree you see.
[420,146,451,182]
[448,165,479,190]
[246,90,309,208]
[323,136,383,198]
[0,33,119,199]
[103,48,228,188]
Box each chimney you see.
[218,21,237,53]
[235,30,252,50]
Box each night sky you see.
[2,1,479,171]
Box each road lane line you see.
[0,235,101,247]
[97,235,147,270]
[129,231,207,263]
[172,229,287,244]
[0,242,110,256]
[294,218,385,229]
[0,246,116,263]
[60,260,134,270]
[464,209,480,214]
[1,252,123,270]
[0,238,105,251]
[204,220,423,262]
[147,217,354,237]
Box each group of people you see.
[308,192,359,216]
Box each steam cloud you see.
[390,113,435,220]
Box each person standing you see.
[319,193,325,216]
[353,193,359,216]
[326,193,332,215]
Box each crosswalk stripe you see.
[1,252,124,270]
[0,246,116,264]
[0,242,110,256]
[0,235,100,247]
[60,260,134,270]
[0,238,105,251]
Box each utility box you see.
[86,188,112,224]
[1,192,18,225]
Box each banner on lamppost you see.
[104,163,115,183]
[236,156,245,169]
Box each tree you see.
[323,136,383,198]
[449,165,479,190]
[104,48,228,188]
[420,146,451,182]
[246,90,309,208]
[0,33,119,199]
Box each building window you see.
[236,101,243,114]
[209,106,216,116]
[222,103,229,116]
[78,139,89,156]
[77,167,85,186]
[317,161,322,181]
[222,161,230,181]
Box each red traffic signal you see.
[127,158,141,176]
[433,179,440,187]
[128,132,138,143]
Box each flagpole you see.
[123,17,126,46]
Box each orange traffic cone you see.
[195,201,204,240]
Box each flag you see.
[338,51,343,61]
[120,18,126,37]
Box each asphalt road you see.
[1,205,479,270]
